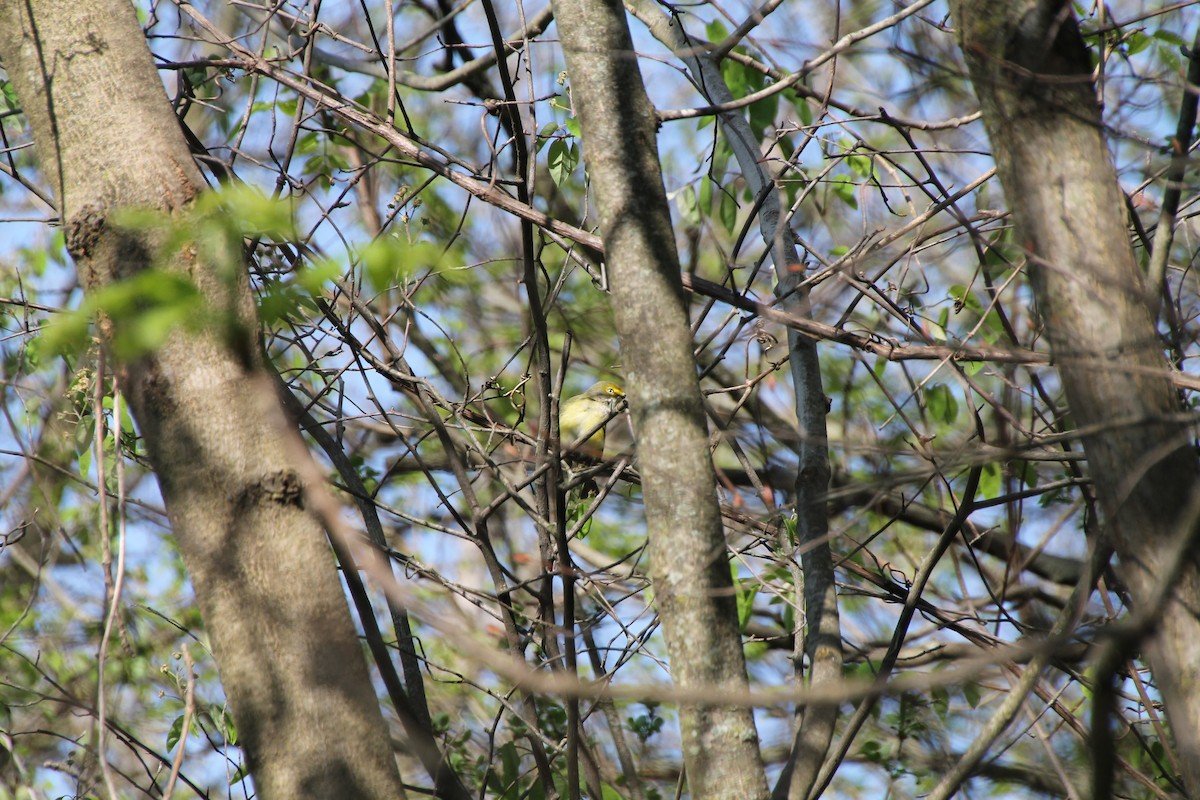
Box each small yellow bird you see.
[559,380,625,461]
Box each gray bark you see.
[621,5,840,796]
[0,1,407,797]
[951,1,1200,793]
[549,0,770,796]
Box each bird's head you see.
[580,380,625,412]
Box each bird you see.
[559,380,625,463]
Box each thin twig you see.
[1146,22,1200,312]
[658,0,937,122]
[94,356,120,800]
[162,647,196,800]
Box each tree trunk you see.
[550,0,770,796]
[619,7,841,796]
[951,1,1200,793]
[0,1,406,797]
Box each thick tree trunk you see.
[550,0,770,796]
[620,7,841,796]
[0,2,406,797]
[951,1,1200,793]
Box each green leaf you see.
[677,186,700,227]
[296,257,343,295]
[218,706,238,746]
[547,138,579,186]
[925,383,958,424]
[37,308,93,357]
[42,269,207,360]
[167,715,186,751]
[76,442,93,479]
[182,65,209,93]
[535,122,559,154]
[733,565,758,629]
[699,177,714,213]
[781,595,795,633]
[931,686,950,720]
[258,279,304,324]
[831,177,858,209]
[122,303,195,358]
[928,308,949,342]
[361,237,414,290]
[948,283,969,310]
[303,153,350,188]
[978,461,1001,500]
[1152,29,1186,47]
[962,681,982,709]
[1015,459,1038,488]
[193,185,299,240]
[627,704,665,743]
[705,19,729,44]
[983,233,1023,270]
[498,740,520,784]
[743,640,768,661]
[0,80,18,112]
[782,513,798,548]
[847,152,873,179]
[747,92,779,140]
[361,238,459,293]
[711,139,732,176]
[1125,31,1151,56]
[793,94,813,127]
[117,399,136,435]
[721,59,751,101]
[295,131,320,155]
[719,190,738,234]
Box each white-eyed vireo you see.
[559,380,625,462]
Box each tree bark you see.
[550,0,770,796]
[951,1,1200,793]
[619,7,841,797]
[0,2,406,797]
